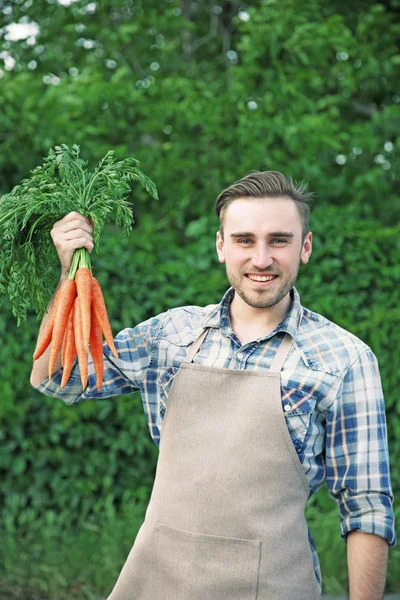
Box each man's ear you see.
[216,230,225,263]
[300,231,312,265]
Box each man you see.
[31,171,396,600]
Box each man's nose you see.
[252,245,274,269]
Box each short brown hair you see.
[215,171,314,241]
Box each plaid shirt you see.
[35,286,396,585]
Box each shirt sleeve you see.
[325,348,396,547]
[33,312,167,405]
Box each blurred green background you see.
[0,0,399,598]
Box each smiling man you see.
[31,171,396,600]
[216,194,312,344]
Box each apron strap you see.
[269,333,294,373]
[183,328,210,363]
[269,308,302,373]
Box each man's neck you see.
[229,292,292,344]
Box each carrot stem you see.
[68,248,92,280]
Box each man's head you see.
[215,171,313,310]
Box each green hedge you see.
[1,2,399,593]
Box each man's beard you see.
[225,261,301,309]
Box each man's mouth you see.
[245,274,278,283]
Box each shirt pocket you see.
[281,387,317,455]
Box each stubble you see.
[225,260,301,309]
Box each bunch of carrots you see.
[32,248,118,390]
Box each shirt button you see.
[284,404,291,412]
[237,352,244,359]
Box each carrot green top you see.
[0,144,158,325]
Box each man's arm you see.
[325,348,396,594]
[30,212,159,405]
[347,531,389,600]
[30,211,94,387]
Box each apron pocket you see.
[155,521,261,600]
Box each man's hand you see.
[51,211,94,276]
[347,531,389,599]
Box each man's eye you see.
[238,239,252,244]
[272,239,288,244]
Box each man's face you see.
[216,197,312,310]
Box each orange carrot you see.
[61,322,68,367]
[48,279,77,380]
[90,309,104,391]
[75,266,92,353]
[60,306,77,389]
[91,277,118,359]
[33,286,63,361]
[73,296,88,388]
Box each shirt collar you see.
[202,286,303,340]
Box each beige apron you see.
[108,329,321,600]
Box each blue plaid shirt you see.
[35,286,396,585]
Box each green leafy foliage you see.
[0,0,399,596]
[0,144,158,324]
